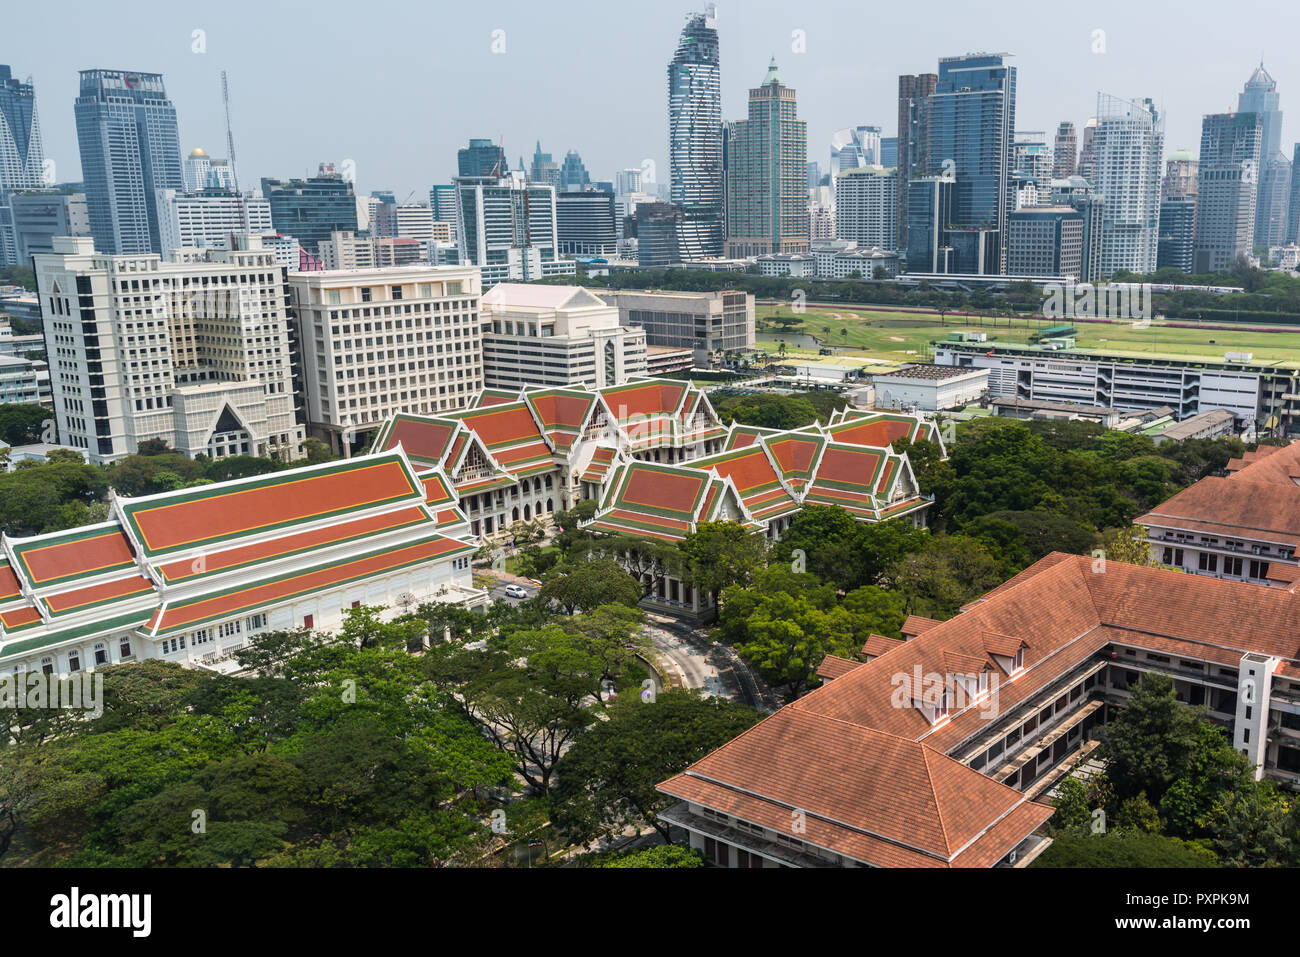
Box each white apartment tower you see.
[34,235,304,463]
[834,166,898,250]
[155,188,273,256]
[1093,94,1165,276]
[287,265,484,455]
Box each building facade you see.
[479,284,645,391]
[604,288,754,364]
[261,172,359,257]
[725,60,808,258]
[9,191,89,261]
[834,165,897,251]
[1053,121,1077,179]
[74,70,183,256]
[1238,63,1284,246]
[0,65,44,193]
[896,72,937,251]
[155,188,273,255]
[34,235,303,463]
[927,54,1017,275]
[667,7,725,259]
[454,173,572,286]
[1006,206,1084,279]
[556,190,618,257]
[286,265,484,456]
[1092,95,1164,276]
[1195,111,1262,273]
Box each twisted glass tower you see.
[0,66,44,193]
[668,7,723,260]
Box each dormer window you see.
[1013,647,1024,672]
[933,690,949,721]
[978,670,990,695]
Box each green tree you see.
[539,559,642,614]
[738,592,857,700]
[590,844,706,868]
[552,689,758,843]
[885,534,1003,619]
[1030,831,1218,867]
[682,521,770,605]
[1103,673,1205,805]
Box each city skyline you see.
[4,0,1297,201]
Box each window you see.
[1199,553,1218,572]
[360,287,372,302]
[703,837,729,866]
[303,614,314,629]
[246,614,267,630]
[68,651,81,672]
[1249,559,1270,579]
[1224,556,1243,576]
[94,642,108,665]
[119,639,132,659]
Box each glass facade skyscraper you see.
[261,173,359,256]
[668,7,724,259]
[74,69,182,255]
[0,65,44,193]
[458,139,508,178]
[927,53,1016,274]
[1239,64,1289,246]
[896,73,936,251]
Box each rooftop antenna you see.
[221,70,247,235]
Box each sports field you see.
[755,303,1300,366]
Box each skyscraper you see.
[1238,63,1283,244]
[0,65,45,192]
[927,53,1017,274]
[454,173,566,286]
[896,72,937,250]
[724,59,808,258]
[1053,121,1077,178]
[1288,143,1300,245]
[1257,153,1292,247]
[559,150,591,191]
[1157,149,1198,273]
[458,138,508,178]
[1012,133,1053,207]
[74,69,183,255]
[1092,94,1164,276]
[1076,119,1098,181]
[668,6,724,259]
[261,171,359,256]
[835,166,897,250]
[1195,111,1262,273]
[529,142,560,187]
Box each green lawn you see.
[756,304,1300,366]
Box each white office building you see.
[286,264,484,455]
[480,284,646,391]
[33,235,303,463]
[156,188,273,256]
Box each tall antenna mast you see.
[221,70,247,235]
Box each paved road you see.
[642,614,780,713]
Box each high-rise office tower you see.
[724,59,808,258]
[1157,149,1198,273]
[1238,63,1283,245]
[896,72,937,250]
[880,137,898,169]
[74,69,183,255]
[182,147,210,192]
[668,6,724,259]
[1053,121,1077,178]
[615,168,643,197]
[927,53,1017,274]
[559,150,591,191]
[0,65,45,192]
[529,142,560,187]
[1076,119,1098,181]
[1195,111,1262,273]
[261,170,359,256]
[635,201,685,267]
[429,183,457,223]
[1257,153,1292,247]
[1092,94,1164,276]
[1288,143,1300,244]
[458,138,508,178]
[1006,206,1084,278]
[557,190,618,256]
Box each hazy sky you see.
[10,0,1297,198]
